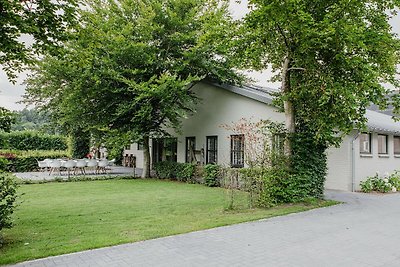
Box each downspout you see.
[351,131,360,192]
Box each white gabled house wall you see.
[124,82,400,192]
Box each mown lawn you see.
[0,179,337,265]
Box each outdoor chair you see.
[49,160,62,176]
[37,160,48,172]
[64,160,76,178]
[75,159,87,175]
[97,160,109,174]
[86,159,98,174]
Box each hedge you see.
[153,162,196,182]
[0,131,67,151]
[0,150,70,172]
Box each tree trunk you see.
[142,136,151,178]
[281,54,295,155]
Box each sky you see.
[0,0,399,110]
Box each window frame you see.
[359,133,372,155]
[378,134,388,155]
[230,134,244,168]
[206,136,218,164]
[185,137,196,163]
[394,136,400,155]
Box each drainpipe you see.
[351,131,360,192]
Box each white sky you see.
[0,0,399,110]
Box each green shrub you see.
[0,131,67,151]
[0,173,18,234]
[0,158,8,172]
[389,172,400,190]
[0,150,70,172]
[153,162,195,182]
[204,164,220,187]
[154,161,178,179]
[360,173,396,193]
[360,178,374,193]
[176,163,195,182]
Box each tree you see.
[11,108,56,133]
[239,0,400,152]
[24,0,243,177]
[0,107,16,133]
[0,0,78,81]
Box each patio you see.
[13,166,141,181]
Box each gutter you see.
[351,131,360,192]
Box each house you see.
[124,81,400,192]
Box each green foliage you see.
[240,0,400,144]
[153,162,196,182]
[0,173,18,234]
[289,129,328,200]
[0,131,67,151]
[0,158,9,172]
[360,172,399,193]
[11,108,55,133]
[0,150,70,172]
[0,0,79,81]
[70,128,90,159]
[204,164,220,187]
[0,107,16,133]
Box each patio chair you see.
[75,159,87,175]
[64,160,76,178]
[97,159,109,174]
[37,160,48,172]
[86,159,98,174]
[49,159,62,176]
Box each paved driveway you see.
[10,190,400,267]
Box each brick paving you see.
[9,190,400,267]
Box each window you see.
[359,133,371,154]
[186,137,196,163]
[378,134,388,154]
[272,134,285,154]
[231,134,244,168]
[152,138,177,164]
[394,136,400,155]
[206,136,218,164]
[137,143,143,150]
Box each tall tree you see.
[239,0,400,153]
[0,0,78,81]
[24,0,243,177]
[0,107,16,132]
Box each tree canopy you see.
[240,0,400,145]
[0,107,16,132]
[24,0,243,176]
[0,0,78,81]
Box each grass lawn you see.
[0,179,337,265]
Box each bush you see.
[360,173,397,193]
[0,173,18,234]
[0,150,70,172]
[204,164,220,187]
[0,158,8,172]
[153,162,196,182]
[0,131,67,151]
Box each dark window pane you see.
[231,134,244,168]
[206,136,218,164]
